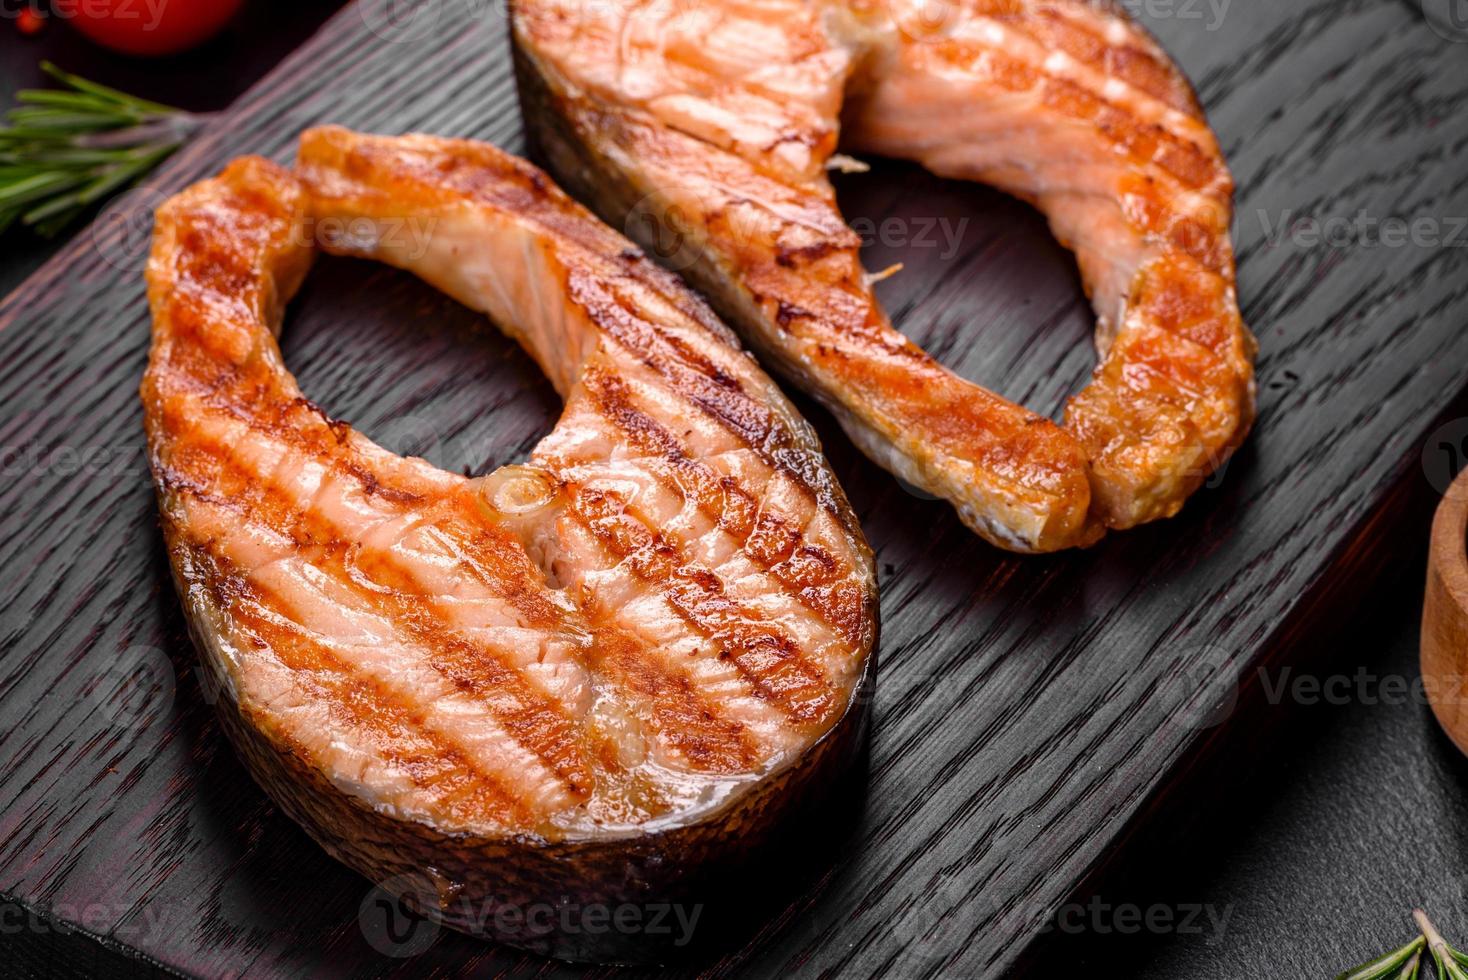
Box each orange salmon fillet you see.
[141,130,875,960]
[512,0,1257,552]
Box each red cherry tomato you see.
[17,7,46,35]
[59,0,244,56]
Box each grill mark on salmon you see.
[512,0,1257,552]
[573,276,773,445]
[564,481,837,728]
[156,373,440,506]
[188,545,537,829]
[164,474,599,811]
[582,367,868,649]
[1010,7,1196,113]
[144,134,874,956]
[162,442,599,795]
[585,626,761,773]
[573,262,858,522]
[155,375,570,632]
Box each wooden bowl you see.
[1423,466,1468,754]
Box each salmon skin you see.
[141,129,876,962]
[511,0,1257,552]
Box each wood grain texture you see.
[1,1,1466,977]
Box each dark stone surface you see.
[1028,509,1468,977]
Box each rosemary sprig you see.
[1417,910,1468,980]
[1339,936,1427,980]
[0,63,208,237]
[1340,912,1468,980]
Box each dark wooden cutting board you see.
[3,1,1467,977]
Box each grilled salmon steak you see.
[511,0,1257,552]
[141,129,875,961]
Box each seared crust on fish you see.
[511,0,1256,552]
[141,134,875,961]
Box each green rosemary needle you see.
[0,63,208,238]
[1338,936,1427,980]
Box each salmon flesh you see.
[511,0,1257,552]
[141,129,876,961]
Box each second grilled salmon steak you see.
[511,0,1257,552]
[142,129,875,961]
